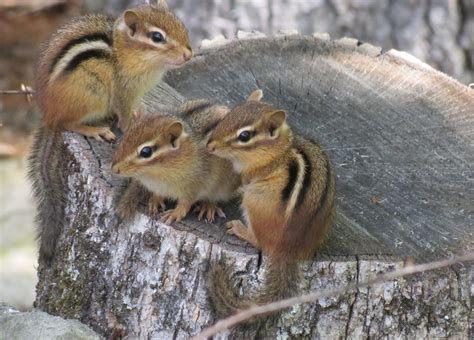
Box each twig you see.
[192,253,474,339]
[0,84,35,102]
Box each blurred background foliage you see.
[0,0,472,310]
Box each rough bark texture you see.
[95,0,474,85]
[33,34,473,339]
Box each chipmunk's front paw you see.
[160,205,189,224]
[148,195,166,216]
[195,201,226,222]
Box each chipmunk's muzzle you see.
[165,48,193,68]
[111,163,121,175]
[206,140,217,153]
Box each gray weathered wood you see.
[34,35,473,339]
[166,34,474,261]
[97,0,474,85]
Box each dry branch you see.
[193,253,474,339]
[0,84,35,102]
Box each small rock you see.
[0,303,101,340]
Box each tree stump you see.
[33,34,473,339]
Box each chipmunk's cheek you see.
[231,160,244,173]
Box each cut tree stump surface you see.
[34,34,473,339]
[166,34,474,260]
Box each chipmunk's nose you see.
[183,49,192,61]
[111,163,120,174]
[207,140,216,152]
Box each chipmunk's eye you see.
[139,146,153,158]
[150,31,165,43]
[237,130,252,143]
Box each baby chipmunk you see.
[29,0,191,264]
[206,90,336,316]
[35,0,192,140]
[111,101,240,224]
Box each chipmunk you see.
[206,90,336,317]
[112,100,240,224]
[35,0,192,138]
[29,0,192,263]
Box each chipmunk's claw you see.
[148,195,166,216]
[195,201,226,222]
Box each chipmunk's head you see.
[115,0,192,70]
[206,89,292,173]
[111,114,190,177]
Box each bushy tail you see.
[27,127,67,264]
[208,257,300,318]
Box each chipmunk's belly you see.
[197,185,232,202]
[196,174,239,202]
[241,180,286,252]
[139,178,181,200]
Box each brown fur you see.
[35,3,191,135]
[30,2,191,263]
[178,99,230,138]
[35,14,114,130]
[112,102,240,223]
[207,94,336,319]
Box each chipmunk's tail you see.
[28,126,67,264]
[208,257,300,318]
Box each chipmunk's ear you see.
[147,0,168,10]
[265,110,286,137]
[167,121,183,147]
[214,106,230,119]
[265,110,286,127]
[247,89,263,102]
[124,10,139,35]
[157,0,169,9]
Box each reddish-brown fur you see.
[112,102,240,224]
[35,2,191,139]
[207,91,336,318]
[30,1,191,263]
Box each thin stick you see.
[0,85,35,102]
[192,253,474,339]
[0,90,35,95]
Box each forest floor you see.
[0,159,37,310]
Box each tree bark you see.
[33,34,473,339]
